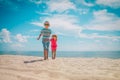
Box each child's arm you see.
[37,34,42,40]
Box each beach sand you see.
[0,55,120,80]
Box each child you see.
[50,35,57,59]
[37,21,52,60]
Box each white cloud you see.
[15,34,27,42]
[96,0,120,8]
[34,0,91,14]
[31,22,43,27]
[29,0,42,5]
[79,33,120,41]
[82,0,94,7]
[78,8,89,15]
[0,28,12,43]
[73,0,94,7]
[36,11,52,16]
[53,31,69,36]
[112,38,120,42]
[31,13,120,41]
[25,35,37,39]
[31,14,83,37]
[86,9,120,31]
[11,43,24,48]
[46,0,76,13]
[30,29,40,32]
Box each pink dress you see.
[50,38,57,51]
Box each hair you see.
[52,35,57,41]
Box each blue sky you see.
[0,0,120,51]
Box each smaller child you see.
[50,35,57,59]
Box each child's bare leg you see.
[46,49,48,59]
[52,50,56,59]
[44,49,48,60]
[44,49,46,60]
[54,50,56,59]
[52,50,54,59]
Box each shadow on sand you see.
[24,59,43,63]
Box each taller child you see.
[37,21,52,60]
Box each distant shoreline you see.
[0,51,120,59]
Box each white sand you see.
[0,55,120,80]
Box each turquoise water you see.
[0,51,120,59]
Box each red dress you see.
[50,38,57,50]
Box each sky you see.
[0,0,120,51]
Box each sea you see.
[0,51,120,59]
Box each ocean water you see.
[0,51,120,59]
